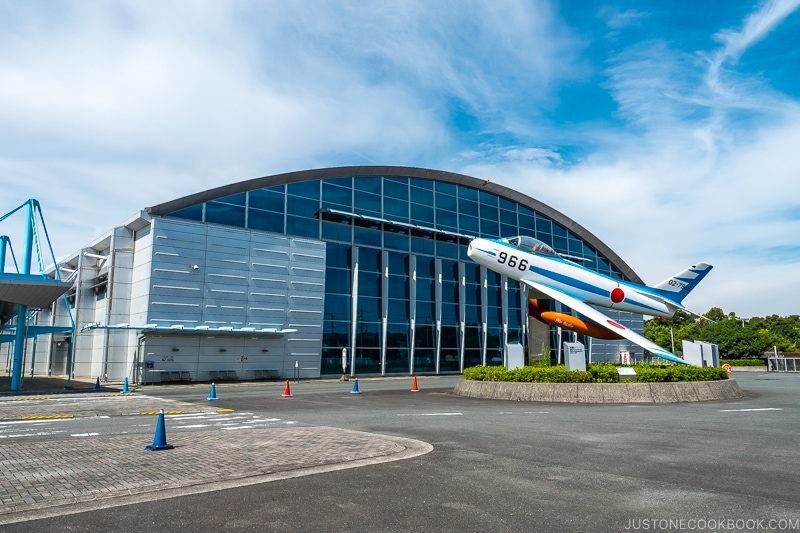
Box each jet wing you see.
[519,279,689,366]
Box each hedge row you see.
[463,362,729,383]
[720,358,765,367]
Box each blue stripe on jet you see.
[476,248,496,257]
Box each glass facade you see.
[166,174,626,375]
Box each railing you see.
[768,357,800,372]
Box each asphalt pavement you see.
[0,372,798,532]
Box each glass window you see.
[383,180,408,201]
[205,201,245,227]
[413,348,434,372]
[286,215,319,238]
[414,325,435,348]
[354,226,382,247]
[322,182,352,207]
[383,197,408,221]
[357,296,381,320]
[437,241,458,259]
[358,271,381,297]
[500,224,517,238]
[387,300,409,322]
[464,304,480,325]
[410,187,434,206]
[458,199,478,217]
[387,252,408,274]
[553,222,568,238]
[415,277,435,301]
[499,197,517,211]
[286,196,320,218]
[217,192,246,206]
[388,275,408,299]
[480,219,500,238]
[416,257,435,279]
[323,295,351,321]
[322,221,352,242]
[355,348,381,373]
[326,243,351,269]
[441,280,458,303]
[458,213,479,234]
[411,236,435,256]
[410,203,435,226]
[440,326,459,349]
[386,347,410,373]
[249,189,285,212]
[479,204,499,223]
[325,177,352,188]
[357,248,381,272]
[355,321,381,345]
[487,305,502,325]
[354,190,382,215]
[463,350,482,368]
[440,348,460,372]
[248,209,284,233]
[410,178,433,190]
[416,301,435,324]
[287,181,320,200]
[499,208,517,226]
[325,267,351,295]
[384,232,408,251]
[168,204,203,221]
[435,193,457,212]
[441,302,458,322]
[353,177,382,194]
[457,186,478,202]
[435,181,457,196]
[464,262,481,284]
[464,327,481,348]
[479,191,497,206]
[518,213,536,233]
[322,323,349,347]
[435,208,457,230]
[535,214,552,235]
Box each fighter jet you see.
[467,236,713,365]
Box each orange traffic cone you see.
[282,379,293,397]
[411,376,419,392]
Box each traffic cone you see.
[350,378,361,394]
[207,382,219,401]
[411,376,419,392]
[282,379,293,397]
[145,409,174,451]
[94,377,101,391]
[121,377,131,395]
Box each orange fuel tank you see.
[528,299,623,340]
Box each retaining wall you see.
[453,379,744,403]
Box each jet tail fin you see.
[651,263,713,305]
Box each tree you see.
[698,319,767,358]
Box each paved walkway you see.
[0,390,432,525]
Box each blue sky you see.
[1,0,799,317]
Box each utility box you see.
[617,367,637,381]
[563,342,586,371]
[506,343,525,370]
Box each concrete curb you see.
[453,379,745,403]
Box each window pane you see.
[479,191,497,207]
[413,348,434,372]
[387,299,409,321]
[325,177,352,188]
[410,187,434,206]
[440,348,460,371]
[416,256,435,279]
[518,214,536,232]
[248,209,284,233]
[325,268,351,295]
[322,183,352,207]
[287,181,320,200]
[387,252,408,274]
[354,227,382,247]
[286,196,320,218]
[357,248,381,272]
[355,348,381,373]
[435,208,457,230]
[415,301,435,324]
[217,192,246,206]
[168,204,203,221]
[354,190,382,215]
[388,275,408,299]
[353,177,382,194]
[358,271,381,297]
[323,295,351,321]
[383,180,408,201]
[384,197,408,221]
[440,326,459,349]
[415,277,435,301]
[386,322,410,347]
[286,215,319,238]
[414,325,435,348]
[437,241,458,259]
[480,204,499,223]
[384,232,408,251]
[357,297,381,320]
[464,350,482,368]
[386,348,410,373]
[480,219,500,238]
[410,178,433,190]
[410,203,435,225]
[457,186,478,202]
[249,189,285,212]
[499,208,517,225]
[322,221,352,242]
[355,322,381,346]
[458,199,478,217]
[326,243,351,269]
[435,181,456,196]
[458,214,479,234]
[205,202,245,227]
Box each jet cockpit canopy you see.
[504,236,557,256]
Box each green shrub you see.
[463,362,729,383]
[721,358,765,367]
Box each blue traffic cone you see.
[121,377,131,395]
[94,377,101,391]
[145,409,174,451]
[350,378,361,394]
[207,382,219,401]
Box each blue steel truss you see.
[0,199,75,390]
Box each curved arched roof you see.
[146,166,642,283]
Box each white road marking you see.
[719,408,783,412]
[71,433,100,437]
[397,413,463,417]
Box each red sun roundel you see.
[610,287,625,303]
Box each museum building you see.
[34,166,645,383]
